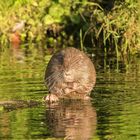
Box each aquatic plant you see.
[81,0,140,57]
[0,0,139,58]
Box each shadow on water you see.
[44,100,97,140]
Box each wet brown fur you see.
[44,47,96,100]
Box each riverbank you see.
[0,0,139,58]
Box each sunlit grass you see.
[0,0,140,58]
[81,0,140,57]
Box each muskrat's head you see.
[54,48,84,83]
[45,47,95,93]
[45,47,89,88]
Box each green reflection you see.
[0,47,48,101]
[93,59,140,140]
[0,47,140,139]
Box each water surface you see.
[0,47,140,140]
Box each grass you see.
[0,0,140,59]
[81,0,140,57]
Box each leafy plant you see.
[0,0,140,59]
[81,0,140,57]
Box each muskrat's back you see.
[44,47,96,102]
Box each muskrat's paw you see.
[64,88,71,94]
[43,94,59,103]
[84,95,91,100]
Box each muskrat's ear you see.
[57,54,64,64]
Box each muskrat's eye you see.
[57,65,62,69]
[57,54,64,64]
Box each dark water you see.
[0,48,140,140]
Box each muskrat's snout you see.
[63,69,74,82]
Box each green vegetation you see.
[0,0,140,58]
[85,0,140,57]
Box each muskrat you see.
[44,47,96,102]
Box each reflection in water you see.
[0,47,46,101]
[11,47,25,63]
[45,100,97,140]
[0,48,140,139]
[94,61,140,140]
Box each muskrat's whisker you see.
[49,81,56,91]
[48,72,63,92]
[54,72,62,79]
[47,73,59,83]
[70,63,80,68]
[45,72,56,81]
[47,72,62,87]
[45,73,57,88]
[75,69,86,73]
[71,57,81,64]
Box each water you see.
[0,47,140,140]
